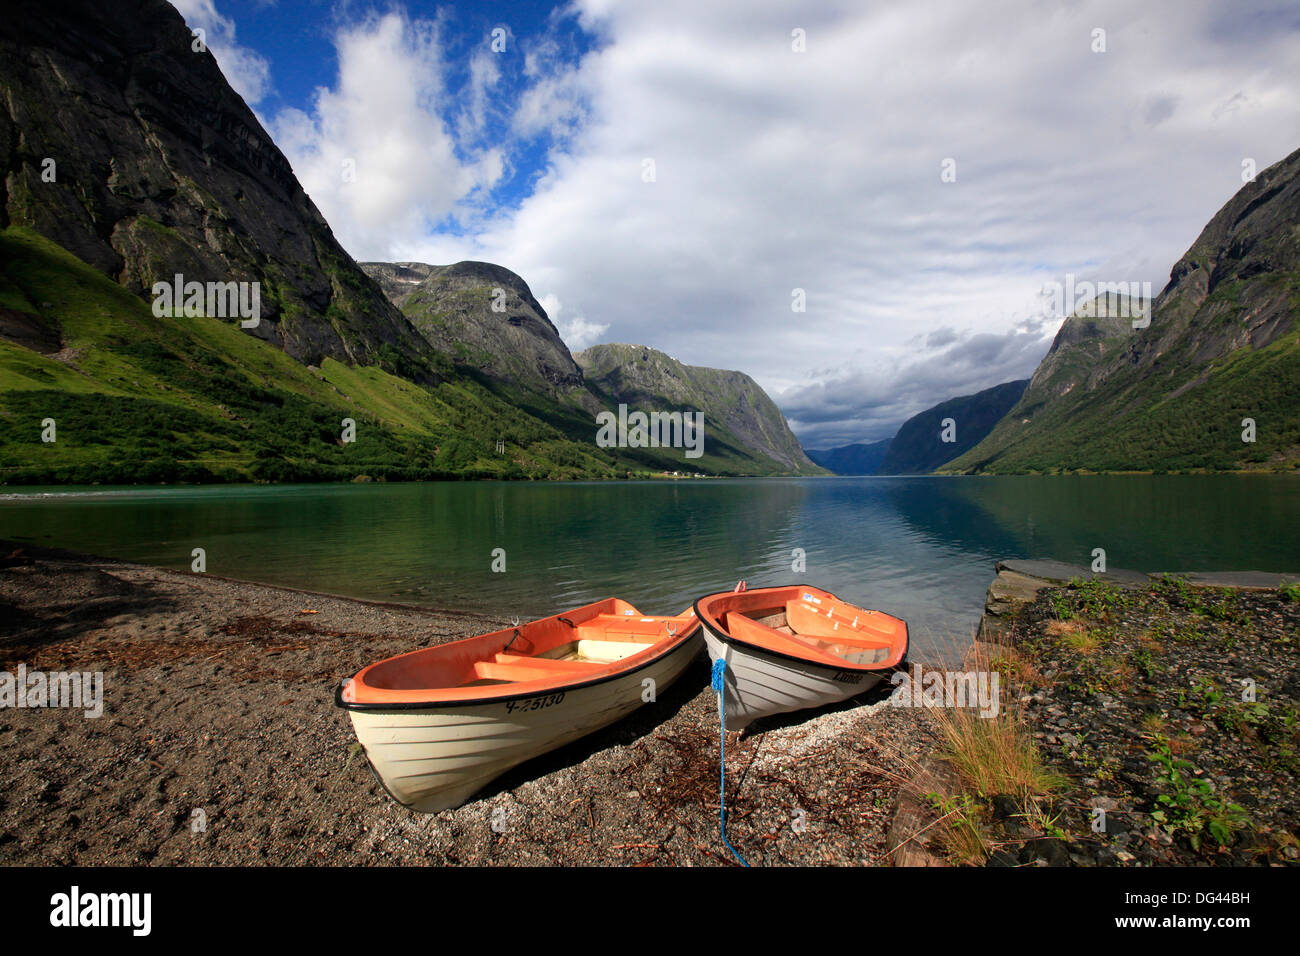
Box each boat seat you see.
[573,639,653,663]
[576,613,681,643]
[784,601,895,647]
[492,653,602,671]
[468,653,605,684]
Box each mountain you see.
[805,440,892,475]
[359,261,587,396]
[0,0,833,483]
[876,380,1029,474]
[361,264,819,475]
[944,147,1300,474]
[0,0,620,482]
[574,343,824,475]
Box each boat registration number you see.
[830,671,861,684]
[506,692,566,714]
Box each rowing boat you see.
[694,583,908,731]
[335,599,702,812]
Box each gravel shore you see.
[0,542,934,866]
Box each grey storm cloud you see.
[782,323,1056,449]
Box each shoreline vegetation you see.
[2,542,1296,866]
[2,468,1294,492]
[895,561,1300,866]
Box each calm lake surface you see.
[2,476,1297,664]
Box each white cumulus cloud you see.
[172,0,272,104]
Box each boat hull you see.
[701,625,884,731]
[345,632,701,812]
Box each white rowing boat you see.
[335,599,701,812]
[694,583,908,732]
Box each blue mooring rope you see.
[710,657,750,867]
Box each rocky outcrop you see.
[360,260,585,394]
[975,558,1291,640]
[0,0,437,378]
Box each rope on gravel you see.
[711,657,749,867]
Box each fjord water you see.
[3,476,1297,664]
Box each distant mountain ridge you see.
[575,343,823,474]
[805,440,891,475]
[877,379,1029,474]
[806,380,1028,475]
[359,268,824,475]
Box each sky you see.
[172,0,1300,450]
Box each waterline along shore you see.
[2,541,1295,866]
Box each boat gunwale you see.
[335,610,702,712]
[693,583,909,675]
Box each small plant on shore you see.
[1141,712,1168,737]
[1279,581,1300,603]
[925,791,990,865]
[1067,577,1130,619]
[1065,654,1129,697]
[1147,736,1250,851]
[1206,588,1250,624]
[1048,590,1074,621]
[1215,699,1270,738]
[1151,574,1194,601]
[931,703,1065,804]
[1193,676,1224,708]
[1062,631,1100,655]
[1021,799,1068,840]
[988,647,1047,688]
[1130,645,1157,681]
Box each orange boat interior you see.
[701,587,907,671]
[344,598,699,705]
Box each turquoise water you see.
[2,476,1297,663]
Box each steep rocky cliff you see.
[0,0,436,378]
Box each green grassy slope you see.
[0,227,629,483]
[941,284,1300,474]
